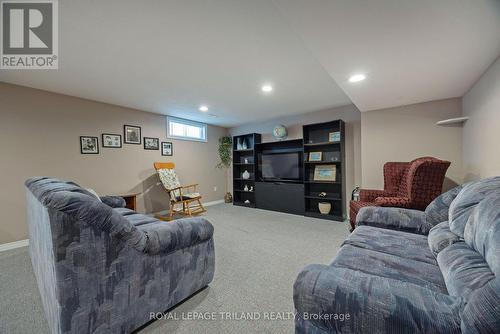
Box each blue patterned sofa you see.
[294,177,500,333]
[25,177,215,334]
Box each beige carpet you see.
[0,204,350,334]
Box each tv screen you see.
[260,152,301,180]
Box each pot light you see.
[199,105,209,112]
[348,74,366,83]
[261,84,273,93]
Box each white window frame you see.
[167,116,208,142]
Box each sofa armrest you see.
[374,196,411,207]
[294,264,462,333]
[100,195,126,208]
[138,217,214,254]
[356,206,432,235]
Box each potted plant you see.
[216,136,233,203]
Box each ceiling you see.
[1,1,499,126]
[273,0,500,111]
[0,0,351,127]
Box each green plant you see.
[216,136,232,169]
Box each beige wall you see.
[361,98,463,191]
[462,56,500,181]
[228,104,362,212]
[0,83,227,244]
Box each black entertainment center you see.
[232,120,346,221]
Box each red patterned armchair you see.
[349,157,451,230]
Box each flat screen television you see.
[259,152,302,181]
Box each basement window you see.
[167,116,207,142]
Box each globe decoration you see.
[272,125,287,140]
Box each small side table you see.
[114,193,139,211]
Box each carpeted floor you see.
[0,204,349,334]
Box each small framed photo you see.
[124,125,141,144]
[313,165,337,181]
[144,137,159,150]
[308,151,322,162]
[80,136,99,154]
[328,131,341,142]
[102,133,122,148]
[161,142,173,156]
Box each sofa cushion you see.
[428,221,462,256]
[332,244,447,293]
[114,207,158,226]
[437,242,495,302]
[449,176,500,237]
[460,278,500,334]
[463,194,500,276]
[100,195,126,208]
[343,225,436,265]
[425,185,463,225]
[138,217,214,254]
[356,206,431,234]
[294,264,462,333]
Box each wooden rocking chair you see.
[154,162,206,220]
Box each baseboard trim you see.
[203,199,225,207]
[0,239,29,252]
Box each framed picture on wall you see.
[144,137,159,150]
[80,136,99,154]
[124,125,141,144]
[161,142,173,156]
[102,133,122,148]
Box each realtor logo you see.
[1,0,58,69]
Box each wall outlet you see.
[213,186,217,192]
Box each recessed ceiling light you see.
[261,84,273,93]
[348,74,366,83]
[207,114,217,118]
[199,105,209,112]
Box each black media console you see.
[232,120,346,221]
[255,182,305,215]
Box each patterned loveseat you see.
[25,177,215,334]
[294,177,500,333]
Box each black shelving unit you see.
[303,120,346,221]
[232,133,261,207]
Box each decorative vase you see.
[318,202,331,215]
[241,138,248,150]
[224,192,233,203]
[244,184,249,191]
[242,170,250,179]
[236,138,242,150]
